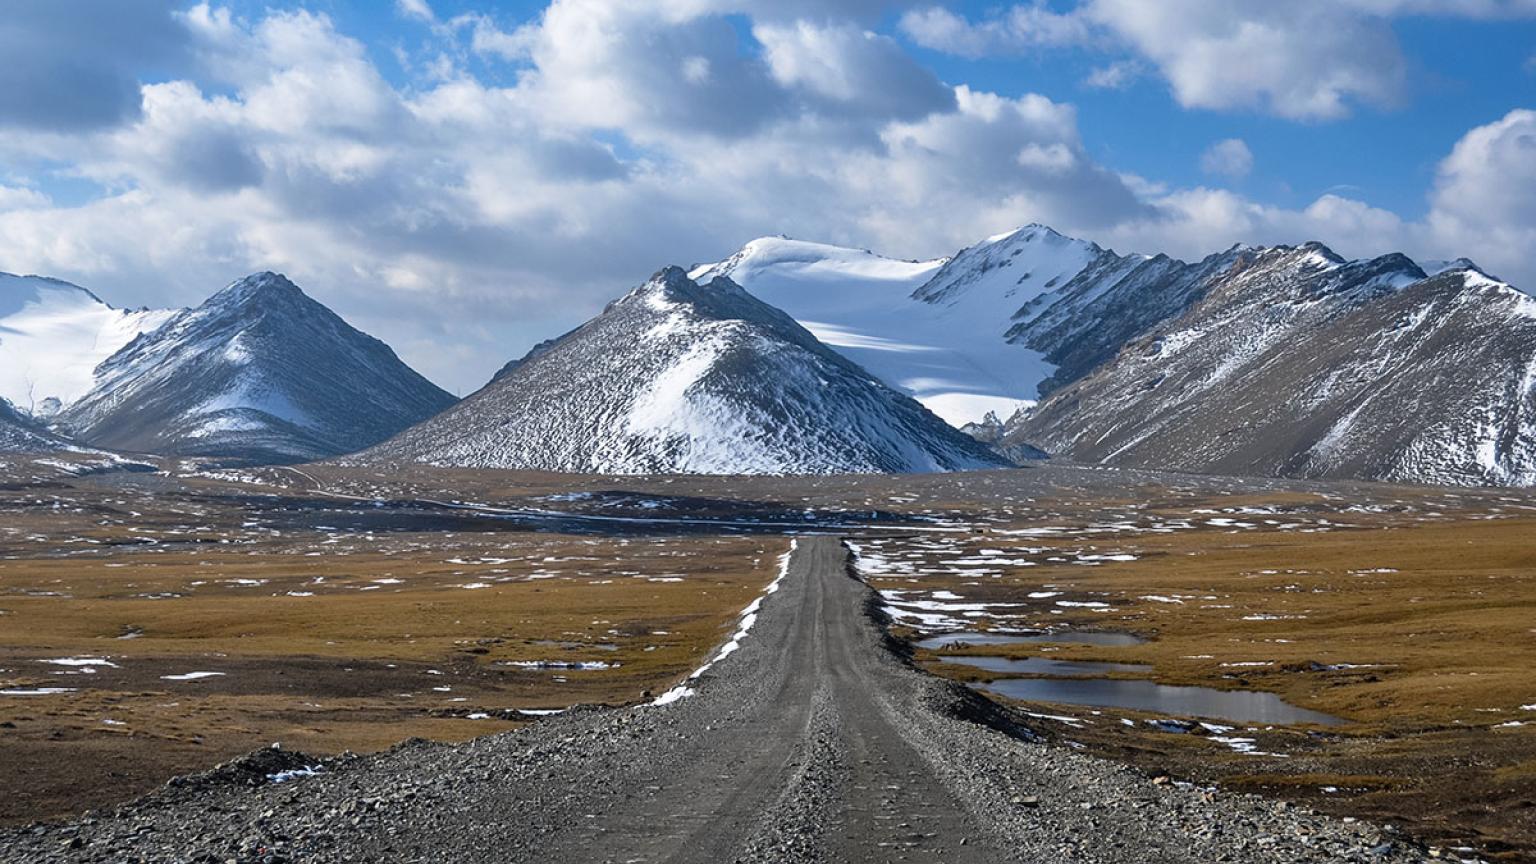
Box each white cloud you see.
[397,0,435,23]
[463,14,536,61]
[0,2,1152,391]
[898,4,1091,57]
[906,1,1536,121]
[0,185,50,211]
[755,21,954,119]
[1084,0,1408,120]
[0,0,1529,398]
[1423,109,1536,280]
[1084,60,1143,90]
[1200,138,1253,179]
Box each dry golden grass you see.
[0,468,782,825]
[859,495,1536,859]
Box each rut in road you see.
[0,535,1434,864]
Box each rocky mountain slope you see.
[1004,244,1536,487]
[0,272,174,417]
[58,273,456,464]
[358,268,1007,475]
[0,397,68,452]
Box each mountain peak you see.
[208,271,307,308]
[985,223,1074,245]
[59,271,454,463]
[358,266,1006,475]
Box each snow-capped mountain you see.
[692,225,1238,428]
[58,272,456,464]
[0,397,69,452]
[358,267,1007,475]
[0,273,175,417]
[1004,244,1536,487]
[692,227,1101,426]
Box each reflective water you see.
[936,656,1152,677]
[967,674,1343,726]
[915,630,1146,650]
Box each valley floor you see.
[0,458,1531,860]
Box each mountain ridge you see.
[58,272,457,464]
[1001,243,1536,487]
[355,267,1009,475]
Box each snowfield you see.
[691,227,1100,427]
[0,273,174,415]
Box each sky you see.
[0,0,1533,395]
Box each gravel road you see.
[0,536,1433,863]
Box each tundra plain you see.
[0,458,1532,860]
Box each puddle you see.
[916,630,1146,650]
[970,676,1343,726]
[937,656,1152,677]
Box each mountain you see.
[58,272,456,464]
[1003,244,1536,487]
[357,267,1007,475]
[690,229,1073,426]
[691,226,1235,428]
[0,397,69,452]
[0,273,175,417]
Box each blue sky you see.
[0,1,1532,392]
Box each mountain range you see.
[1004,245,1536,486]
[3,224,1533,486]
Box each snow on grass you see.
[1210,736,1288,757]
[160,671,225,681]
[652,538,795,707]
[0,687,77,696]
[39,656,117,668]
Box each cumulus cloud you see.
[906,1,1536,120]
[756,21,954,120]
[0,2,1155,390]
[1200,138,1254,179]
[1084,0,1408,120]
[0,0,1529,395]
[1423,109,1536,280]
[898,4,1092,56]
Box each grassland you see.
[853,488,1536,860]
[0,462,780,824]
